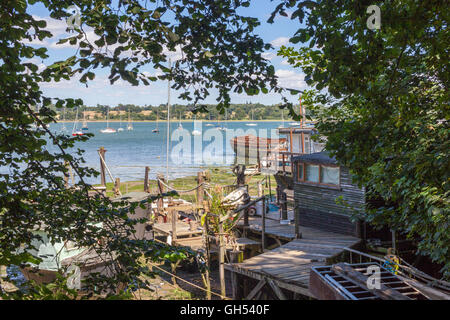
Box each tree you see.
[276,0,449,277]
[0,0,280,298]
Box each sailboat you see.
[61,107,67,132]
[205,112,214,126]
[218,110,228,131]
[117,113,124,132]
[152,110,160,133]
[177,111,183,130]
[278,109,285,128]
[127,109,133,130]
[100,107,117,133]
[246,109,257,126]
[192,115,201,135]
[72,108,84,136]
[81,110,88,131]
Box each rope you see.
[149,262,230,300]
[157,178,207,194]
[204,189,213,199]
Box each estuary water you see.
[42,120,289,184]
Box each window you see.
[321,166,340,185]
[296,162,341,187]
[297,163,304,181]
[305,164,320,183]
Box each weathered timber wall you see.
[293,166,365,236]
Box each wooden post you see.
[281,191,288,220]
[202,207,211,300]
[257,181,263,198]
[114,178,121,196]
[229,250,243,300]
[98,147,106,187]
[276,185,281,205]
[268,174,272,201]
[219,220,226,299]
[294,205,301,239]
[197,171,204,207]
[261,196,266,251]
[243,195,250,228]
[157,174,165,220]
[172,210,177,242]
[144,166,150,193]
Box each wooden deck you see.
[153,221,203,238]
[237,215,356,242]
[226,217,361,298]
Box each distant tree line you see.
[51,103,299,121]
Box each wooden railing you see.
[278,151,303,175]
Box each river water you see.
[42,120,289,184]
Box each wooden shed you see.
[292,152,365,237]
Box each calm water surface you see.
[8,121,294,184]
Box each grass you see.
[96,166,278,199]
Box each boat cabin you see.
[292,152,365,237]
[275,127,324,175]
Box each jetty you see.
[225,215,360,299]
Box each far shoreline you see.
[56,119,294,123]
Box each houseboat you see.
[230,134,287,165]
[291,151,364,236]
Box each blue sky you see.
[27,1,306,107]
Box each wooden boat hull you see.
[230,135,286,163]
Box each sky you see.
[26,1,306,108]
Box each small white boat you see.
[192,115,201,135]
[100,128,117,134]
[246,109,257,126]
[72,108,84,136]
[72,130,84,136]
[127,109,133,130]
[205,113,214,126]
[81,111,88,131]
[101,107,117,133]
[118,113,124,131]
[178,112,183,130]
[278,110,285,128]
[153,110,160,133]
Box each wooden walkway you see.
[226,217,360,298]
[153,221,203,238]
[237,215,354,242]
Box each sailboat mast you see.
[166,58,172,182]
[72,108,78,133]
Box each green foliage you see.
[1,0,281,299]
[276,1,449,278]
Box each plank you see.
[267,278,287,300]
[245,279,267,300]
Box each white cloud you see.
[270,37,290,47]
[262,52,277,61]
[275,69,306,90]
[281,60,290,66]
